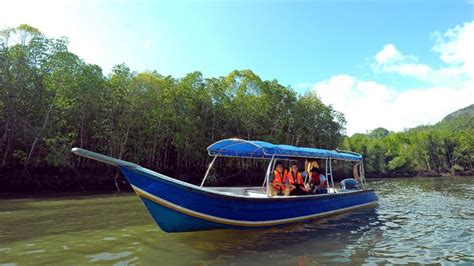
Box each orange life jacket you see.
[273,169,287,191]
[285,171,307,192]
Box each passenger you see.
[284,163,308,195]
[309,167,328,194]
[302,160,319,183]
[269,163,289,196]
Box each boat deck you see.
[206,186,345,198]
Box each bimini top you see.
[207,138,362,161]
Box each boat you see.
[71,138,377,233]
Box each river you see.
[1,177,473,265]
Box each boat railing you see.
[199,156,368,196]
[71,148,138,168]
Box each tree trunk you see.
[0,116,9,146]
[78,113,86,167]
[114,173,121,192]
[150,120,161,166]
[1,115,11,167]
[118,113,131,160]
[24,93,57,170]
[211,112,216,142]
[1,137,11,167]
[424,154,432,172]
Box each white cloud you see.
[380,63,433,77]
[312,21,474,135]
[313,76,472,135]
[375,43,403,64]
[373,22,474,87]
[373,43,435,81]
[433,21,474,78]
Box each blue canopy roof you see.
[207,138,362,161]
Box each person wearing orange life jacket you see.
[269,163,290,196]
[284,163,308,196]
[309,167,328,194]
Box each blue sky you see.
[2,0,473,134]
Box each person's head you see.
[311,167,319,174]
[291,162,299,172]
[275,163,284,173]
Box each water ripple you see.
[0,177,473,264]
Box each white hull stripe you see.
[131,185,377,227]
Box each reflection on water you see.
[174,207,383,265]
[0,176,473,265]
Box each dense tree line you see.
[342,123,473,177]
[0,25,346,191]
[1,25,471,192]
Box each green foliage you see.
[0,25,346,186]
[387,156,407,172]
[368,127,390,139]
[1,24,471,188]
[343,112,474,177]
[434,104,474,133]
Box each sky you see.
[1,0,473,135]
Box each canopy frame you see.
[201,138,366,194]
[200,154,219,187]
[264,155,276,195]
[207,138,363,162]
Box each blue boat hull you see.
[120,166,378,233]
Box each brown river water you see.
[1,177,473,265]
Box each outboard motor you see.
[340,178,360,190]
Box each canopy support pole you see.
[325,158,336,193]
[200,155,218,187]
[360,161,366,189]
[303,159,309,184]
[329,158,335,192]
[264,155,276,195]
[325,159,329,192]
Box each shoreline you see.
[0,190,135,200]
[1,175,472,200]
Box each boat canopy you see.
[207,138,362,161]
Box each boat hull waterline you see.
[121,166,378,233]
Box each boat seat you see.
[245,189,268,198]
